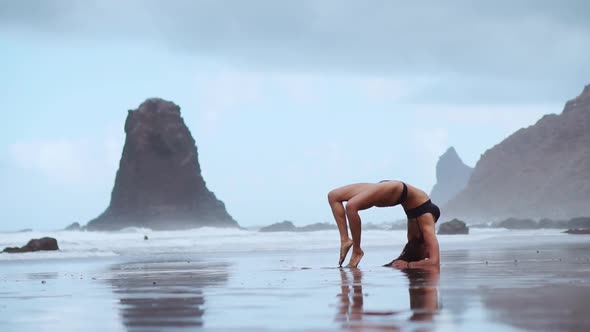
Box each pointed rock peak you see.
[575,83,590,101]
[436,146,472,172]
[136,98,180,115]
[442,147,459,158]
[439,147,465,164]
[431,146,473,206]
[564,83,590,113]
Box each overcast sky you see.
[1,1,589,231]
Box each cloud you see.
[1,1,589,102]
[8,133,123,186]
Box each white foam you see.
[0,228,568,261]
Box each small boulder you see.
[563,228,590,235]
[438,219,469,235]
[259,221,297,232]
[2,237,59,253]
[296,223,336,232]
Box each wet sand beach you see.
[1,231,590,331]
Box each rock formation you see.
[3,237,59,253]
[87,98,238,231]
[538,218,568,229]
[259,221,337,232]
[445,84,590,221]
[563,228,590,235]
[567,217,590,228]
[437,219,469,235]
[495,218,539,230]
[259,221,297,232]
[65,222,82,231]
[297,222,337,232]
[430,147,473,206]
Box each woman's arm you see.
[408,217,440,268]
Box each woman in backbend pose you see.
[327,180,441,268]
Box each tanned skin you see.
[328,180,440,268]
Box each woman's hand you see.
[391,259,410,269]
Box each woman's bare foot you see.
[382,259,395,267]
[339,239,354,266]
[346,249,364,268]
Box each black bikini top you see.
[396,182,408,206]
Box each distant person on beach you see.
[328,180,441,268]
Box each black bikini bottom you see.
[404,200,440,222]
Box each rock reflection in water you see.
[337,267,440,330]
[107,260,228,330]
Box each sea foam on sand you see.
[0,227,552,261]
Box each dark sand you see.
[1,233,590,331]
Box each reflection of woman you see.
[404,266,440,322]
[336,267,440,329]
[336,268,364,324]
[328,180,441,268]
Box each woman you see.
[327,180,440,268]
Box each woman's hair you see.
[395,239,428,262]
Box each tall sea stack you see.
[87,98,238,231]
[430,147,473,206]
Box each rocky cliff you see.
[87,98,238,230]
[430,147,473,206]
[445,84,590,221]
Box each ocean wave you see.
[0,228,567,261]
[116,227,154,233]
[0,249,118,261]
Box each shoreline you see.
[0,228,575,261]
[1,232,590,331]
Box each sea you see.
[0,227,567,262]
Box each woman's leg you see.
[328,183,372,266]
[344,184,392,267]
